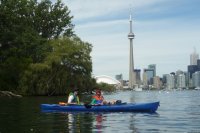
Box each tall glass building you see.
[143,69,154,85]
[148,64,156,77]
[197,59,200,70]
[134,69,141,85]
[192,71,200,87]
[188,65,198,78]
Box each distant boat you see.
[123,86,129,89]
[133,85,143,91]
[133,87,143,91]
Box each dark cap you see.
[73,88,79,92]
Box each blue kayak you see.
[41,101,159,113]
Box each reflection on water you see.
[40,112,141,133]
[95,114,103,133]
[71,113,104,132]
[41,112,139,133]
[67,113,94,133]
[67,113,76,133]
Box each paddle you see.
[84,100,126,109]
[84,103,93,109]
[84,103,101,109]
[59,102,67,106]
[59,102,80,106]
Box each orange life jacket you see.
[92,95,104,101]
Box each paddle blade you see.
[59,102,67,106]
[84,104,92,109]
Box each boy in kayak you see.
[67,88,80,105]
[91,89,105,105]
[91,89,117,105]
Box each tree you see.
[34,0,74,39]
[0,0,75,92]
[19,37,94,95]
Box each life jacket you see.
[69,92,80,104]
[92,95,104,101]
[92,95,104,104]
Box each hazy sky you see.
[56,0,200,79]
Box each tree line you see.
[0,0,102,95]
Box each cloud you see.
[66,0,162,21]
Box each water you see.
[0,90,200,133]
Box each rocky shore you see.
[0,91,22,98]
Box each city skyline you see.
[54,0,200,79]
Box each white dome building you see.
[95,75,122,89]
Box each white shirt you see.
[68,95,75,103]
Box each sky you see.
[54,0,200,79]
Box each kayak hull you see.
[41,101,159,113]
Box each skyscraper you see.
[177,74,186,88]
[197,59,200,70]
[143,69,154,85]
[153,76,162,89]
[190,47,199,65]
[134,69,141,85]
[128,14,135,88]
[148,64,156,77]
[166,74,175,89]
[192,71,200,88]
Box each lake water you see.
[0,90,200,133]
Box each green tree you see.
[34,0,74,39]
[19,37,94,95]
[0,0,75,92]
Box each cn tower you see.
[128,14,135,88]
